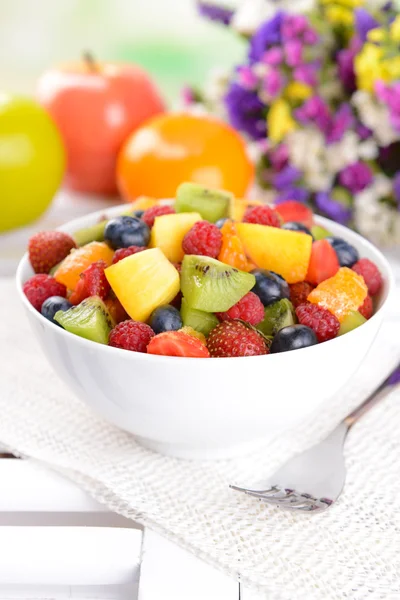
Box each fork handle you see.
[344,362,400,428]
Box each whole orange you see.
[116,113,254,200]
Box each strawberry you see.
[29,231,76,274]
[147,331,210,358]
[69,261,110,304]
[306,239,340,286]
[275,201,313,228]
[358,294,373,320]
[207,321,269,357]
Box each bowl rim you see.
[16,203,395,364]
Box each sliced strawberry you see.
[69,260,110,304]
[147,331,210,358]
[275,201,313,228]
[306,239,340,286]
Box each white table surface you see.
[1,190,399,599]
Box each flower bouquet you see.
[186,0,400,246]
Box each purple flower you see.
[224,82,266,140]
[315,192,352,224]
[281,14,308,39]
[249,12,284,62]
[339,162,373,193]
[262,47,284,66]
[273,165,302,190]
[302,27,319,45]
[295,96,331,133]
[197,1,234,25]
[338,48,356,93]
[284,40,303,67]
[269,144,289,170]
[276,187,310,204]
[327,103,354,144]
[263,68,285,99]
[375,81,400,132]
[393,172,400,208]
[355,8,379,42]
[237,65,258,89]
[293,64,318,87]
[388,367,400,386]
[181,86,195,106]
[356,123,372,140]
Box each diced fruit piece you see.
[243,205,281,227]
[306,239,340,286]
[218,221,252,271]
[311,225,331,240]
[105,248,180,322]
[207,320,269,357]
[181,255,255,312]
[73,220,107,246]
[112,246,146,264]
[180,298,219,337]
[129,196,157,211]
[289,281,314,308]
[326,237,359,267]
[358,294,373,320]
[149,305,183,334]
[150,212,202,263]
[236,224,312,284]
[270,324,318,353]
[216,291,264,325]
[41,296,72,325]
[53,241,114,291]
[175,182,232,223]
[142,205,175,228]
[179,326,207,344]
[251,268,290,306]
[275,201,313,228]
[54,297,113,345]
[69,261,110,305]
[109,320,155,352]
[229,198,263,221]
[338,311,367,336]
[352,258,383,296]
[256,298,296,337]
[182,221,222,258]
[296,303,340,342]
[147,331,210,358]
[104,216,150,249]
[29,231,76,274]
[307,267,368,322]
[23,274,67,311]
[282,221,313,237]
[104,296,129,324]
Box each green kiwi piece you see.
[54,296,114,344]
[181,255,255,312]
[180,298,219,337]
[175,182,232,223]
[338,310,366,336]
[256,298,296,337]
[73,220,107,246]
[311,225,332,240]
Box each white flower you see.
[352,90,400,146]
[354,175,400,247]
[231,0,317,35]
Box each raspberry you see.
[207,321,269,357]
[352,258,383,296]
[289,281,314,308]
[243,205,281,227]
[182,221,222,258]
[141,205,175,228]
[358,294,373,320]
[109,320,155,352]
[295,303,339,343]
[23,274,67,311]
[216,292,264,325]
[29,231,76,274]
[69,261,110,304]
[112,246,145,264]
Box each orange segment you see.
[218,221,252,271]
[307,267,368,322]
[54,241,114,291]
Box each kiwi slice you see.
[73,220,107,246]
[54,296,114,344]
[338,310,366,336]
[175,182,232,223]
[181,255,255,312]
[311,225,332,240]
[256,298,296,337]
[180,298,219,337]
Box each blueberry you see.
[104,216,150,249]
[282,221,313,238]
[132,209,144,219]
[215,218,230,229]
[326,237,359,267]
[251,268,290,306]
[41,296,72,325]
[270,324,318,353]
[149,305,183,334]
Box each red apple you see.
[37,53,165,195]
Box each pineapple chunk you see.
[150,212,202,263]
[105,248,180,322]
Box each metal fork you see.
[230,362,400,512]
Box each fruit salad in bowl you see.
[17,185,394,458]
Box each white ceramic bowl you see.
[16,205,394,459]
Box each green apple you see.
[0,93,65,232]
